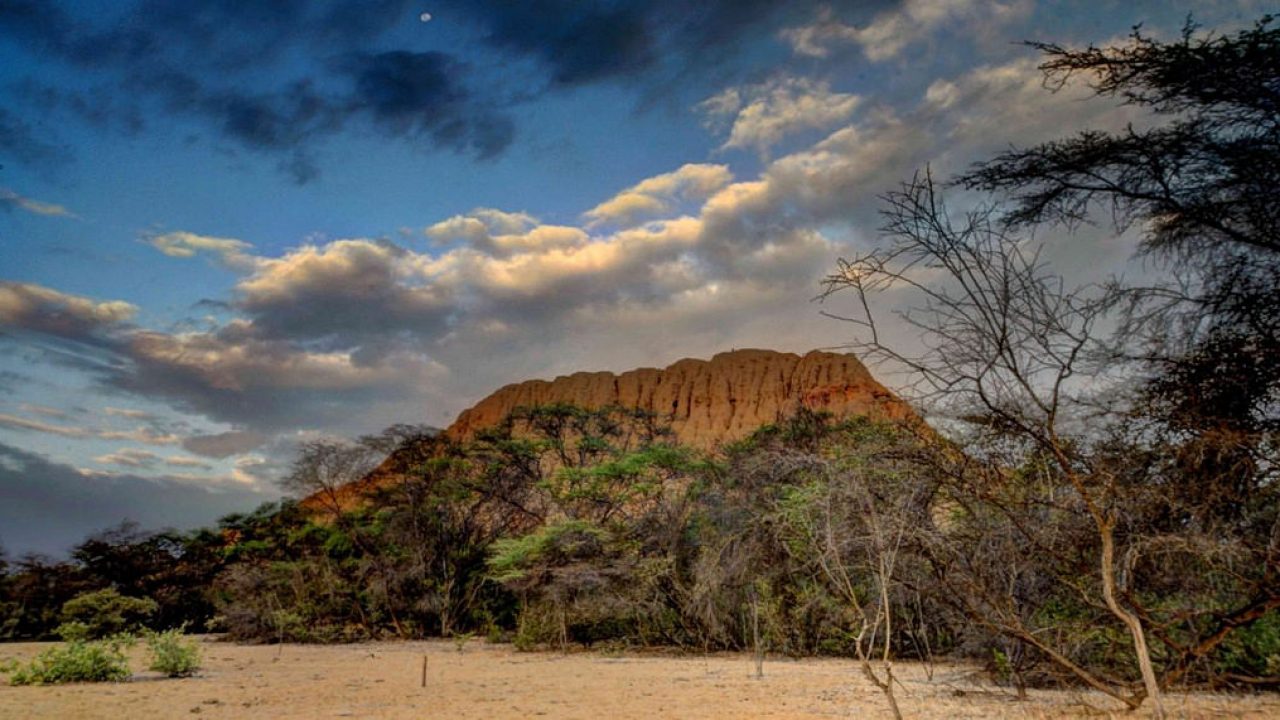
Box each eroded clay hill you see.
[315,349,913,508]
[443,348,913,450]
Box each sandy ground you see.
[1,638,1277,719]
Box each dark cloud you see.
[461,1,658,86]
[0,370,26,394]
[0,280,440,434]
[0,1,904,179]
[0,0,511,181]
[0,282,135,341]
[191,299,234,313]
[0,442,271,558]
[344,51,515,159]
[183,430,268,459]
[445,0,896,90]
[0,107,69,166]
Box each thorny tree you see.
[822,172,1167,714]
[824,16,1280,714]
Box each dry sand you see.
[1,638,1276,719]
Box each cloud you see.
[233,240,454,348]
[97,426,182,445]
[145,231,256,269]
[19,404,71,419]
[584,163,733,228]
[0,279,449,434]
[0,409,185,445]
[343,50,515,160]
[0,282,136,340]
[0,1,512,181]
[164,455,214,470]
[450,1,660,87]
[103,407,155,420]
[0,441,272,557]
[781,1,1029,61]
[444,1,873,91]
[0,188,76,218]
[699,77,860,155]
[0,412,92,438]
[230,455,271,485]
[427,210,586,257]
[182,430,267,458]
[94,448,161,468]
[0,107,70,167]
[779,6,863,58]
[0,54,1143,444]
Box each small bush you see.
[144,627,201,677]
[5,637,133,685]
[54,621,91,641]
[61,589,157,639]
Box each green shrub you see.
[4,637,133,685]
[144,627,201,677]
[54,620,91,641]
[61,589,157,639]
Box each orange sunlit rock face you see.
[444,348,913,450]
[309,348,915,511]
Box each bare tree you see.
[821,171,1166,716]
[281,438,383,519]
[792,465,913,719]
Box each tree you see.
[281,438,384,517]
[959,16,1280,471]
[822,16,1280,712]
[957,14,1280,694]
[824,173,1168,713]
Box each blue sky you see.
[0,0,1267,555]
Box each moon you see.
[419,12,432,22]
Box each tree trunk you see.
[1099,517,1165,719]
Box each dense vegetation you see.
[2,405,1276,696]
[1,14,1275,715]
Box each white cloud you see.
[0,188,76,218]
[425,208,541,253]
[699,77,860,155]
[103,407,155,420]
[145,231,256,270]
[584,163,733,228]
[19,404,71,419]
[94,448,160,468]
[0,56,1145,444]
[164,455,214,470]
[0,411,182,444]
[778,6,863,58]
[0,412,92,438]
[781,1,1031,61]
[97,426,182,445]
[231,455,269,485]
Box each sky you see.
[0,0,1268,556]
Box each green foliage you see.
[60,588,157,639]
[144,627,201,677]
[1215,611,1280,678]
[4,637,133,685]
[54,621,90,641]
[488,521,607,584]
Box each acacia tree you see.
[823,172,1168,713]
[824,17,1280,712]
[958,14,1280,691]
[960,16,1280,481]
